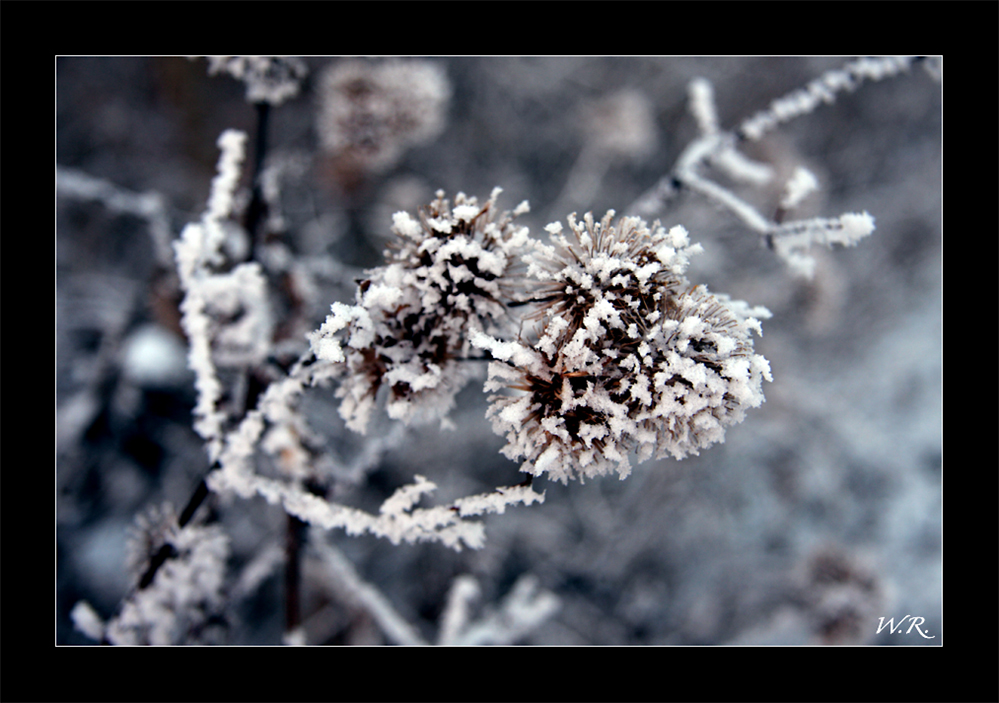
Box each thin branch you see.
[627,58,912,277]
[244,101,271,262]
[285,513,305,636]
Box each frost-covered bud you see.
[337,189,532,433]
[316,59,451,188]
[481,211,771,483]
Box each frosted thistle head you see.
[336,188,532,432]
[477,211,772,483]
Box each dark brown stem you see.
[244,101,271,262]
[285,513,306,637]
[178,472,212,527]
[137,464,216,590]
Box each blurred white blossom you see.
[316,59,450,186]
[584,89,658,161]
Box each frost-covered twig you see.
[210,455,545,551]
[312,540,428,645]
[175,320,543,551]
[56,166,174,268]
[629,58,921,277]
[768,211,876,279]
[736,56,915,142]
[132,128,276,597]
[173,130,250,460]
[74,505,230,645]
[310,543,559,646]
[173,130,275,460]
[437,574,560,645]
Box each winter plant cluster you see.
[65,56,938,645]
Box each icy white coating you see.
[315,188,532,433]
[739,57,915,142]
[173,130,273,461]
[205,56,308,106]
[771,211,876,278]
[98,504,230,644]
[474,211,772,483]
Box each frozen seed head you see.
[205,56,308,106]
[480,211,771,483]
[337,189,532,432]
[316,59,450,187]
[526,210,703,362]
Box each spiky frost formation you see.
[334,188,532,432]
[475,211,772,483]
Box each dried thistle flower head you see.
[526,211,701,359]
[474,211,772,483]
[334,188,532,432]
[316,59,451,187]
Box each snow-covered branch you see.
[437,574,560,645]
[310,542,559,646]
[629,58,922,278]
[312,540,428,645]
[737,56,915,142]
[210,462,544,551]
[56,166,174,267]
[172,130,258,460]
